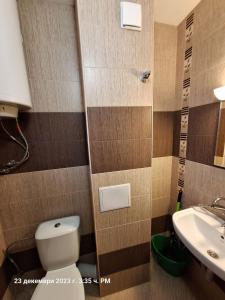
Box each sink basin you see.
[173,207,225,281]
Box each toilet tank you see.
[35,216,80,271]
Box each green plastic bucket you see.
[151,234,191,277]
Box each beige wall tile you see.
[96,219,151,255]
[76,0,109,68]
[152,157,173,218]
[77,0,153,69]
[154,23,178,111]
[190,62,225,108]
[3,224,38,250]
[152,178,171,200]
[0,166,93,247]
[92,168,152,199]
[170,157,179,211]
[18,0,77,45]
[152,197,171,218]
[184,160,225,207]
[175,20,185,111]
[94,194,151,230]
[18,0,83,112]
[0,190,93,235]
[24,40,80,82]
[77,0,153,107]
[83,68,152,107]
[0,166,90,203]
[152,157,172,179]
[194,0,225,43]
[91,168,152,230]
[29,78,83,112]
[191,22,225,76]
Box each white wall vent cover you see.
[120,2,142,31]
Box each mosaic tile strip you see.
[185,13,194,42]
[178,13,194,191]
[184,47,192,73]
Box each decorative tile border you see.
[177,13,194,191]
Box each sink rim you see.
[173,207,225,282]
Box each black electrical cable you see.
[0,118,29,175]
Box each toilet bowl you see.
[31,216,85,300]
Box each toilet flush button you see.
[54,223,61,228]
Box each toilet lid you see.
[31,265,85,300]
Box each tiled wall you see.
[0,0,93,262]
[76,0,153,296]
[154,23,178,112]
[174,0,225,208]
[153,23,180,227]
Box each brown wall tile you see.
[153,112,174,157]
[88,107,152,141]
[151,215,171,235]
[100,263,150,297]
[187,135,217,166]
[173,111,181,156]
[187,103,220,165]
[0,113,88,173]
[0,224,6,266]
[98,243,150,276]
[188,103,220,136]
[90,139,152,174]
[88,107,152,173]
[215,108,225,157]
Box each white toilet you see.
[31,216,85,300]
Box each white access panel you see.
[99,183,131,212]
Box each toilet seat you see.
[31,265,85,300]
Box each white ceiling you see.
[154,0,201,26]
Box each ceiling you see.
[154,0,201,26]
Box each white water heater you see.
[0,0,32,118]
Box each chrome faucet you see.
[211,197,225,212]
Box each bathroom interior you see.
[1,0,225,299]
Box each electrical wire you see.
[0,118,29,175]
[4,236,35,275]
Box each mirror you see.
[214,102,225,168]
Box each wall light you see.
[214,86,225,101]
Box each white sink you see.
[173,207,225,281]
